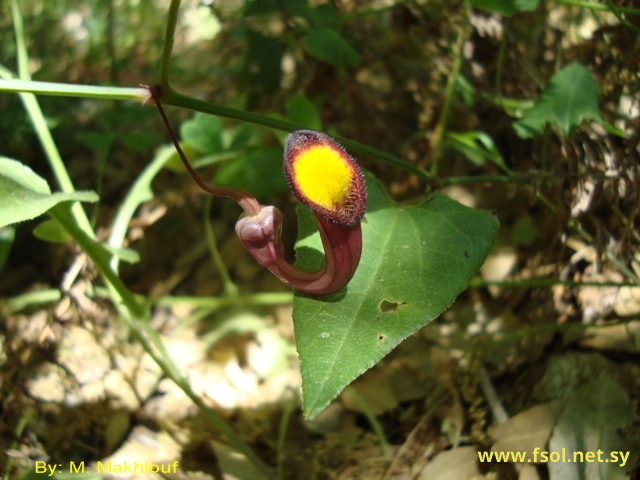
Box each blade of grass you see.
[107,145,175,273]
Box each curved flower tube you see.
[235,204,362,295]
[149,86,366,294]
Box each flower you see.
[150,86,365,295]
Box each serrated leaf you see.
[304,28,361,69]
[0,157,98,229]
[548,374,639,479]
[180,113,224,154]
[470,0,539,15]
[293,174,499,418]
[514,63,602,138]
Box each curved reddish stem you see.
[149,85,363,295]
[235,209,362,295]
[148,85,261,216]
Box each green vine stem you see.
[468,277,637,288]
[554,0,640,14]
[429,0,470,176]
[161,86,432,181]
[0,78,148,102]
[345,387,391,460]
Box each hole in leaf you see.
[379,300,406,313]
[378,334,385,341]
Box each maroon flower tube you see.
[236,131,366,294]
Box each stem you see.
[50,203,276,479]
[439,174,532,187]
[10,0,29,79]
[161,86,432,181]
[430,0,470,176]
[48,205,147,318]
[7,0,98,238]
[155,292,294,308]
[605,0,640,33]
[276,397,296,480]
[495,17,509,98]
[0,78,148,101]
[468,277,636,288]
[161,0,182,87]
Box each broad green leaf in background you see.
[215,145,289,199]
[0,157,98,229]
[285,94,322,132]
[513,63,602,139]
[304,28,361,69]
[180,112,224,154]
[270,94,323,144]
[548,374,639,480]
[293,174,499,418]
[470,0,539,15]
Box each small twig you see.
[477,367,508,425]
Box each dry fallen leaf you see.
[418,446,481,480]
[491,401,563,457]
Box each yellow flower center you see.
[292,145,352,210]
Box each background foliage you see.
[1,0,640,479]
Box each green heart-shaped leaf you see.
[293,174,499,418]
